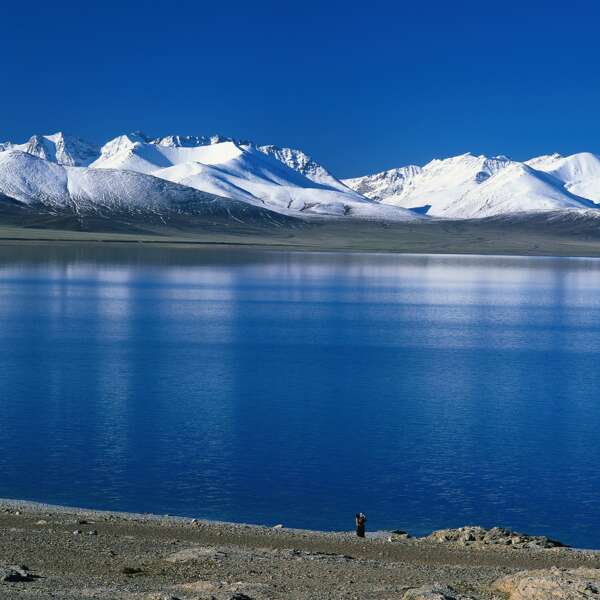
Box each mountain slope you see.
[526,152,600,202]
[252,144,349,191]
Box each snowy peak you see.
[344,153,513,207]
[94,132,344,189]
[153,134,232,148]
[345,151,600,218]
[98,132,151,158]
[92,137,246,174]
[440,161,597,218]
[526,152,600,202]
[351,152,515,215]
[0,132,100,166]
[88,135,420,221]
[251,144,349,191]
[148,135,346,190]
[3,129,600,222]
[344,165,422,201]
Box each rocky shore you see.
[1,500,600,599]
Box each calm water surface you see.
[1,246,599,547]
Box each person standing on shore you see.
[355,512,367,537]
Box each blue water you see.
[1,247,600,548]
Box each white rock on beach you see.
[493,567,600,599]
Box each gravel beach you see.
[1,500,600,599]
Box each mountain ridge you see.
[2,131,600,221]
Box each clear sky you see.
[2,0,599,178]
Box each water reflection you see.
[0,246,599,547]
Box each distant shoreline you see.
[0,497,596,551]
[3,214,600,258]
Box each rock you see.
[165,546,225,562]
[121,566,143,575]
[272,524,283,529]
[35,519,48,525]
[493,567,600,599]
[73,529,82,535]
[425,526,564,549]
[388,529,412,541]
[403,584,474,599]
[0,565,32,582]
[88,530,98,536]
[178,580,220,592]
[177,579,264,598]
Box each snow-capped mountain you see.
[2,130,600,223]
[0,149,294,226]
[344,152,600,218]
[86,133,420,221]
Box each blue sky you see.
[1,0,599,177]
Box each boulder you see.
[403,584,474,599]
[165,546,226,562]
[493,567,600,599]
[425,526,564,549]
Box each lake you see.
[1,245,599,548]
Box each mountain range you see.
[1,131,600,225]
[344,152,600,218]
